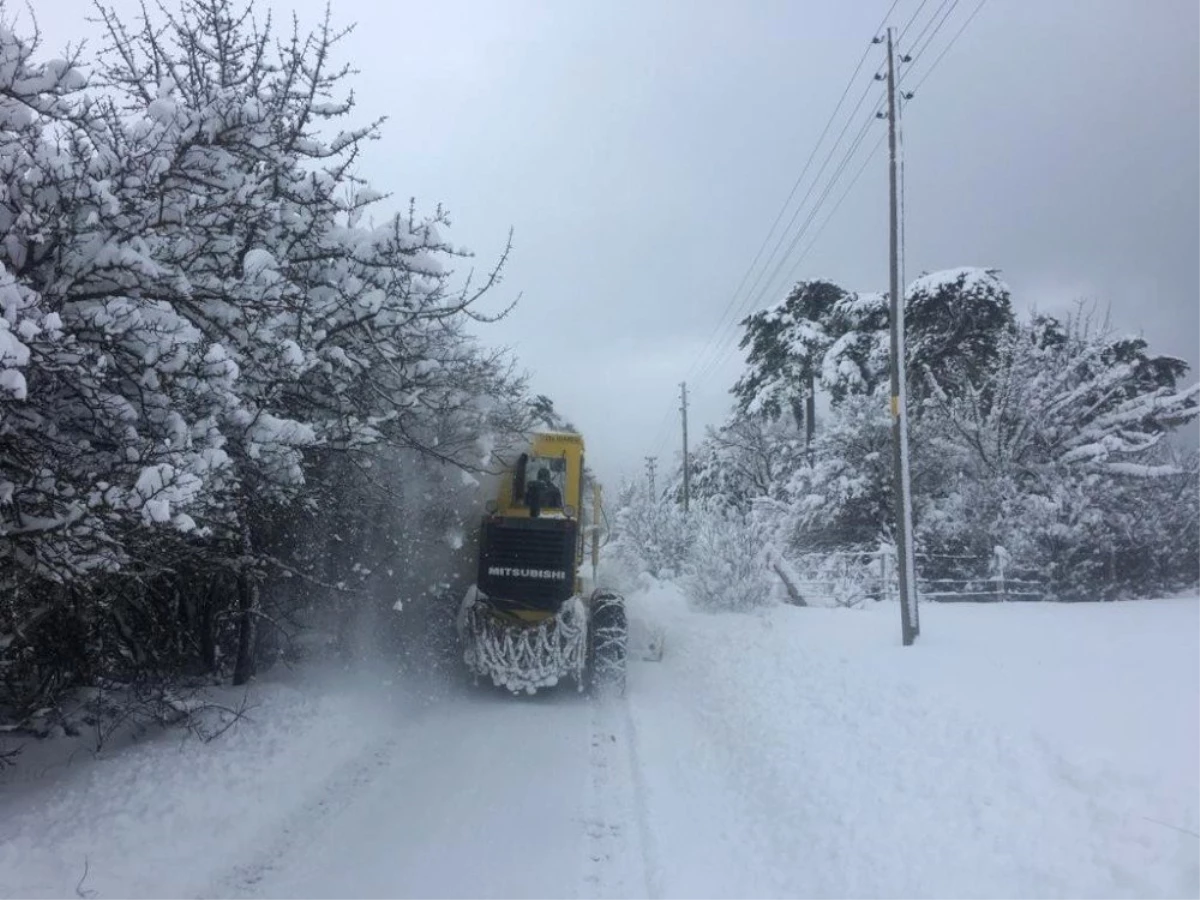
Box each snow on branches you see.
[923,311,1198,478]
[686,271,1198,604]
[0,1,525,713]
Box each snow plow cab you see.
[458,431,627,694]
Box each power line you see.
[644,406,676,470]
[728,78,880,325]
[894,0,991,302]
[908,0,989,92]
[643,0,982,465]
[743,100,882,311]
[900,0,958,65]
[681,50,876,383]
[739,0,963,329]
[688,5,961,392]
[897,0,932,43]
[690,90,886,381]
[681,0,903,387]
[789,0,990,326]
[788,131,887,287]
[726,0,975,336]
[690,95,887,388]
[685,0,993,433]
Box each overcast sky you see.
[30,0,1200,487]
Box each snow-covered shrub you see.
[787,549,882,608]
[682,502,774,612]
[611,480,693,580]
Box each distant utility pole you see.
[885,27,919,646]
[679,382,690,512]
[644,456,658,499]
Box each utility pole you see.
[885,27,919,645]
[644,456,657,500]
[679,382,690,512]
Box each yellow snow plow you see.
[458,431,627,694]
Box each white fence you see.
[784,547,1047,606]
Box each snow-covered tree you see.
[528,394,578,433]
[686,411,797,511]
[919,310,1198,597]
[733,280,846,443]
[924,311,1197,479]
[905,267,1013,403]
[1,2,526,720]
[712,272,1198,603]
[0,24,152,586]
[776,392,898,550]
[732,268,1014,432]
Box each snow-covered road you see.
[215,689,597,899]
[1,588,1196,899]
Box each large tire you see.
[587,591,627,696]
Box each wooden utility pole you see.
[886,27,919,645]
[804,372,816,456]
[680,382,690,512]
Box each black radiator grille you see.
[486,526,569,567]
[477,518,577,610]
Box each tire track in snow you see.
[580,697,632,899]
[225,683,598,898]
[580,693,661,899]
[202,732,401,899]
[621,692,664,899]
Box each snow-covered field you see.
[0,588,1196,899]
[629,586,1198,898]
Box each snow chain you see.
[460,593,588,694]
